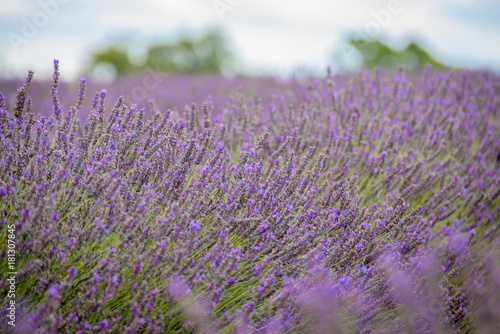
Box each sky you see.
[1,0,500,81]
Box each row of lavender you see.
[1,61,499,333]
[0,73,302,122]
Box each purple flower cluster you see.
[0,62,499,333]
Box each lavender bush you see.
[1,61,499,333]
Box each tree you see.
[89,30,235,76]
[90,47,136,76]
[335,38,447,71]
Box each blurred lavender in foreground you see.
[0,62,499,333]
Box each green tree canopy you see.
[337,38,447,71]
[91,47,135,76]
[89,30,235,76]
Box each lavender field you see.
[1,61,500,333]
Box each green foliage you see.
[89,30,235,76]
[146,30,234,74]
[91,47,137,76]
[342,38,447,70]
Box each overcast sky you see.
[1,0,500,81]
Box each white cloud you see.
[0,0,34,15]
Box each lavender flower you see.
[0,62,499,333]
